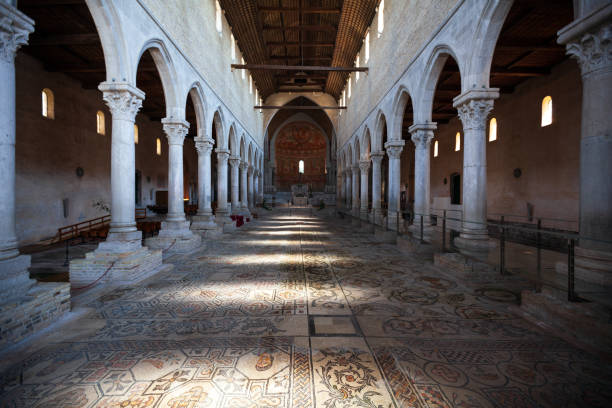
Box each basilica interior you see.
[1,0,611,407]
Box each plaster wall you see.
[427,60,582,228]
[15,54,198,245]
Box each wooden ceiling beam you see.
[232,64,367,72]
[255,105,345,110]
[29,33,99,46]
[267,42,335,47]
[268,56,332,61]
[262,25,337,33]
[258,7,341,13]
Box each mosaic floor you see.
[1,208,611,407]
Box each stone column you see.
[346,170,352,209]
[215,149,231,221]
[558,5,612,281]
[248,165,255,211]
[370,152,385,225]
[351,165,360,217]
[409,123,437,229]
[359,160,370,220]
[229,156,240,215]
[191,136,217,232]
[145,119,201,252]
[0,3,34,295]
[253,169,260,207]
[384,140,405,231]
[239,161,248,214]
[453,89,499,248]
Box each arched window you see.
[356,56,360,81]
[541,96,553,127]
[365,31,370,63]
[215,0,222,34]
[377,0,385,37]
[241,57,245,80]
[434,140,439,157]
[455,132,461,152]
[41,88,54,119]
[96,111,105,135]
[134,124,139,144]
[342,90,346,106]
[298,160,305,174]
[249,75,252,94]
[156,138,161,156]
[230,33,236,60]
[489,118,497,142]
[348,78,352,98]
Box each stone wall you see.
[15,54,198,245]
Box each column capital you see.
[351,164,360,174]
[384,140,405,159]
[239,161,248,171]
[162,118,189,146]
[453,89,499,131]
[247,165,254,175]
[559,11,612,78]
[216,148,230,163]
[409,123,437,149]
[359,160,370,173]
[0,3,34,63]
[194,136,214,156]
[228,155,241,168]
[99,82,145,122]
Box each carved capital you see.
[194,136,214,156]
[566,23,612,77]
[453,89,498,131]
[359,160,370,174]
[228,156,241,168]
[384,140,405,159]
[0,3,34,63]
[409,123,436,149]
[216,148,230,164]
[248,166,254,175]
[370,151,385,166]
[239,161,248,171]
[99,83,145,122]
[162,118,189,146]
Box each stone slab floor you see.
[1,208,611,407]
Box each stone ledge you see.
[145,232,202,254]
[0,282,70,348]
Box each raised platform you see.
[0,282,70,348]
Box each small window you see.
[96,111,105,135]
[41,88,54,119]
[434,140,439,157]
[541,96,553,127]
[365,31,370,63]
[489,118,497,142]
[230,34,236,60]
[156,138,161,156]
[298,160,304,174]
[241,57,245,80]
[455,132,461,151]
[249,75,252,94]
[342,90,346,106]
[356,56,360,81]
[215,0,222,34]
[377,0,385,37]
[348,78,352,99]
[134,124,139,144]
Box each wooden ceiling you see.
[403,0,574,136]
[220,0,378,99]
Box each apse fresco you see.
[275,122,327,191]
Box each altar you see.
[291,184,309,206]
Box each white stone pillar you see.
[558,5,612,279]
[163,119,189,224]
[239,161,248,214]
[351,165,360,217]
[215,149,231,220]
[345,170,351,209]
[229,156,240,215]
[453,89,499,248]
[359,160,370,220]
[409,123,437,228]
[384,140,405,231]
[370,152,384,225]
[248,165,255,210]
[191,136,216,231]
[253,169,260,207]
[0,3,34,295]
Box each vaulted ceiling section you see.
[219,0,378,99]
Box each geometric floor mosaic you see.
[1,208,611,407]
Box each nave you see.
[1,209,611,407]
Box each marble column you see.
[0,2,34,295]
[359,160,370,220]
[248,165,255,211]
[351,165,360,217]
[253,170,260,207]
[346,170,352,209]
[229,156,240,215]
[558,5,612,280]
[215,149,231,222]
[409,123,437,229]
[191,136,217,231]
[384,140,405,231]
[239,161,250,215]
[370,152,385,225]
[453,89,499,248]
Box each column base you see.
[191,214,222,238]
[386,212,401,231]
[214,210,237,232]
[0,255,35,296]
[555,246,612,288]
[407,222,435,241]
[70,242,167,289]
[145,220,202,253]
[454,230,497,251]
[241,206,252,218]
[97,230,142,253]
[373,209,384,226]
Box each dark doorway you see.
[450,173,461,205]
[135,170,142,206]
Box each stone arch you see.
[134,39,181,119]
[239,134,246,160]
[248,142,254,166]
[361,127,372,160]
[228,123,239,155]
[186,82,207,136]
[390,86,415,141]
[417,44,464,123]
[374,110,390,150]
[211,108,225,149]
[353,138,361,164]
[263,94,336,133]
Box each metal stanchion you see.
[499,216,505,275]
[442,210,447,252]
[536,218,542,292]
[420,215,424,243]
